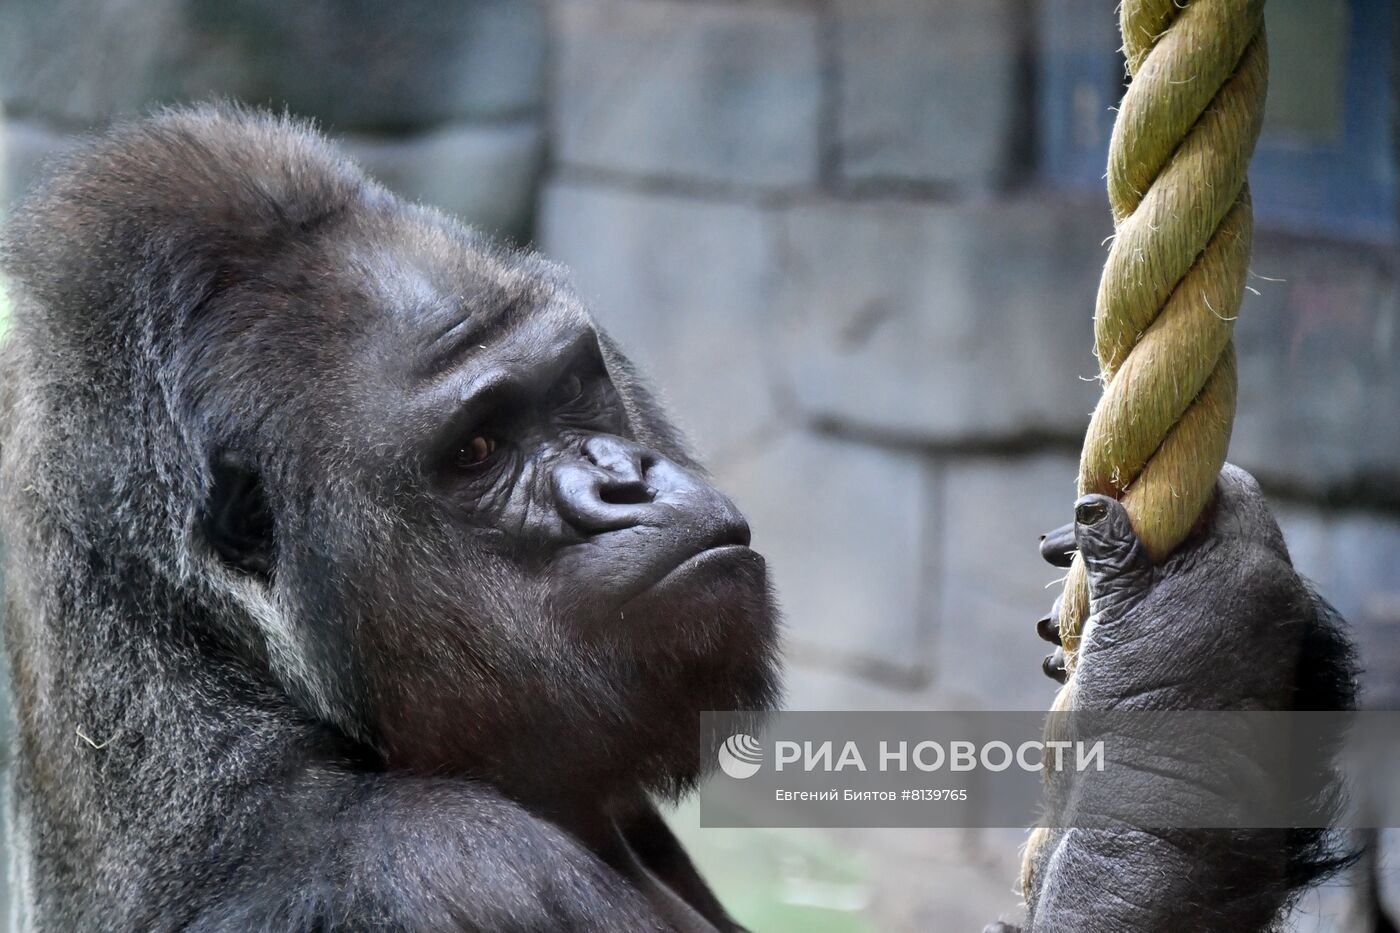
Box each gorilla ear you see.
[202,454,275,578]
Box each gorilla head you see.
[2,106,779,843]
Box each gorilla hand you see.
[1035,463,1351,712]
[1003,464,1355,933]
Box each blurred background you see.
[1,0,1398,929]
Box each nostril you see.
[599,480,655,506]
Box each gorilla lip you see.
[670,542,755,575]
[623,543,761,606]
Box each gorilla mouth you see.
[656,543,756,585]
[622,541,764,609]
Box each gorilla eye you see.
[549,373,585,409]
[456,435,497,467]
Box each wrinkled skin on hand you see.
[984,465,1355,933]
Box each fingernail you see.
[1036,615,1061,645]
[1075,499,1109,525]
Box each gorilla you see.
[0,107,1355,933]
[986,467,1357,933]
[1,106,777,931]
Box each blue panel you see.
[1250,0,1398,241]
[1037,0,1398,242]
[1036,0,1123,191]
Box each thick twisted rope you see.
[1057,0,1266,662]
[1021,0,1267,899]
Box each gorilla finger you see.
[1042,648,1067,684]
[1073,495,1151,610]
[1209,463,1288,558]
[1216,462,1266,505]
[1036,593,1063,645]
[1039,521,1076,568]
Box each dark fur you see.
[998,467,1359,933]
[0,106,779,931]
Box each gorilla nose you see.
[581,435,657,507]
[552,436,655,533]
[553,435,750,549]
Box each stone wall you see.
[543,0,1400,711]
[2,0,1398,928]
[541,0,1400,927]
[0,0,546,241]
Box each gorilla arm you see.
[987,465,1355,933]
[179,739,686,932]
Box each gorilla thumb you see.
[1073,494,1152,614]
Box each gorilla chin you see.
[616,544,777,775]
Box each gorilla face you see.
[196,177,779,804]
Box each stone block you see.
[1284,872,1373,933]
[1319,515,1400,709]
[934,453,1080,711]
[716,428,933,677]
[551,0,821,189]
[216,0,547,129]
[1271,502,1333,585]
[0,0,545,128]
[774,195,1106,444]
[341,121,544,244]
[1275,504,1400,708]
[539,180,783,461]
[834,0,1021,188]
[1381,829,1400,923]
[1232,238,1400,500]
[1,0,191,123]
[782,662,923,712]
